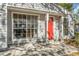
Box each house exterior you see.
[0,3,74,50]
[74,14,79,32]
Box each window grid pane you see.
[13,13,38,39]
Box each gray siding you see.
[0,4,7,49]
[7,10,12,44]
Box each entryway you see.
[48,16,61,44]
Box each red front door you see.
[48,17,54,40]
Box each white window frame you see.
[11,12,40,43]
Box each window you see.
[13,14,26,39]
[26,15,38,38]
[13,13,38,39]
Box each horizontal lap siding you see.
[0,7,7,49]
[38,14,46,41]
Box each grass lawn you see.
[68,52,79,56]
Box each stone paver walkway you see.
[0,43,79,56]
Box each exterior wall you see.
[63,14,74,39]
[0,3,75,49]
[75,24,79,32]
[38,14,46,42]
[67,14,74,39]
[0,4,7,49]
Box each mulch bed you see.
[64,39,79,48]
[67,52,79,56]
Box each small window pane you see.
[19,14,22,19]
[23,15,26,19]
[13,14,17,19]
